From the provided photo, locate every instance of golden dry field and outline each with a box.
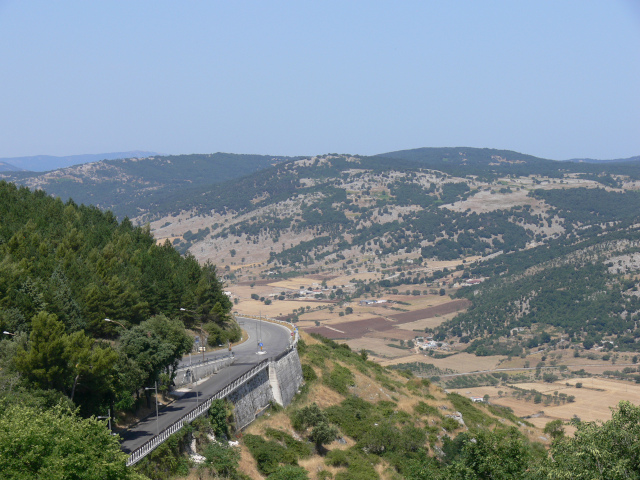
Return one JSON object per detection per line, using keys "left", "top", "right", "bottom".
{"left": 380, "top": 352, "right": 508, "bottom": 372}
{"left": 392, "top": 310, "right": 460, "bottom": 331}
{"left": 344, "top": 337, "right": 413, "bottom": 359}
{"left": 450, "top": 376, "right": 640, "bottom": 430}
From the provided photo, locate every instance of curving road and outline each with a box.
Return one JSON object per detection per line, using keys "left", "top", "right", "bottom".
{"left": 119, "top": 316, "right": 292, "bottom": 454}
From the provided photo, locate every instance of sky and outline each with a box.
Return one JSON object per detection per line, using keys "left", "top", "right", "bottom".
{"left": 1, "top": 1, "right": 639, "bottom": 162}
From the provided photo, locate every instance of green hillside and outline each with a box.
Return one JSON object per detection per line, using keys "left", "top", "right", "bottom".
{"left": 130, "top": 333, "right": 640, "bottom": 480}
{"left": 0, "top": 180, "right": 235, "bottom": 418}
{"left": 0, "top": 152, "right": 294, "bottom": 219}
{"left": 377, "top": 146, "right": 640, "bottom": 181}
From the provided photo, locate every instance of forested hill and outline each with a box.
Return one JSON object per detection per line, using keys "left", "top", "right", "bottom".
{"left": 377, "top": 147, "right": 640, "bottom": 180}
{"left": 3, "top": 147, "right": 639, "bottom": 224}
{"left": 0, "top": 152, "right": 294, "bottom": 219}
{"left": 0, "top": 180, "right": 236, "bottom": 417}
{"left": 0, "top": 180, "right": 233, "bottom": 337}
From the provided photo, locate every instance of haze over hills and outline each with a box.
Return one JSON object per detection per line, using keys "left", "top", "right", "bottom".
{"left": 0, "top": 150, "right": 159, "bottom": 172}
{"left": 6, "top": 144, "right": 635, "bottom": 364}
{"left": 0, "top": 152, "right": 295, "bottom": 218}
{"left": 565, "top": 155, "right": 640, "bottom": 164}
{"left": 4, "top": 146, "right": 640, "bottom": 478}
{"left": 0, "top": 161, "right": 24, "bottom": 172}
{"left": 2, "top": 147, "right": 639, "bottom": 219}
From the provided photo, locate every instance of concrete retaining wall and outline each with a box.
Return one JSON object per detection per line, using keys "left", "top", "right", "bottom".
{"left": 174, "top": 356, "right": 234, "bottom": 387}
{"left": 271, "top": 349, "right": 304, "bottom": 406}
{"left": 228, "top": 369, "right": 273, "bottom": 430}
{"left": 126, "top": 347, "right": 303, "bottom": 467}
{"left": 226, "top": 348, "right": 304, "bottom": 430}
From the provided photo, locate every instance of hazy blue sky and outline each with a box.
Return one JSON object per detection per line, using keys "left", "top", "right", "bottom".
{"left": 1, "top": 1, "right": 639, "bottom": 161}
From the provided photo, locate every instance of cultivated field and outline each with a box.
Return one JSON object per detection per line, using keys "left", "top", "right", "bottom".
{"left": 381, "top": 352, "right": 507, "bottom": 372}
{"left": 229, "top": 263, "right": 476, "bottom": 372}
{"left": 344, "top": 337, "right": 413, "bottom": 359}
{"left": 450, "top": 376, "right": 640, "bottom": 429}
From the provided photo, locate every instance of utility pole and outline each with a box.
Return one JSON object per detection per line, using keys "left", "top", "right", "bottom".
{"left": 144, "top": 382, "right": 159, "bottom": 436}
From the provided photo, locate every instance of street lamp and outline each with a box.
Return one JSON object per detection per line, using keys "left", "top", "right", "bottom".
{"left": 2, "top": 331, "right": 15, "bottom": 336}
{"left": 97, "top": 408, "right": 112, "bottom": 434}
{"left": 104, "top": 318, "right": 126, "bottom": 329}
{"left": 144, "top": 382, "right": 159, "bottom": 436}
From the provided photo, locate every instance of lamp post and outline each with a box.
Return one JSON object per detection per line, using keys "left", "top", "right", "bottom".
{"left": 104, "top": 318, "right": 126, "bottom": 329}
{"left": 144, "top": 382, "right": 159, "bottom": 436}
{"left": 180, "top": 308, "right": 207, "bottom": 362}
{"left": 97, "top": 408, "right": 112, "bottom": 434}
{"left": 2, "top": 331, "right": 15, "bottom": 336}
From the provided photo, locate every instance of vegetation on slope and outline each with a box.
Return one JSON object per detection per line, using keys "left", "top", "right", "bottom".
{"left": 377, "top": 146, "right": 640, "bottom": 182}
{"left": 0, "top": 153, "right": 294, "bottom": 219}
{"left": 0, "top": 180, "right": 235, "bottom": 418}
{"left": 136, "top": 332, "right": 640, "bottom": 479}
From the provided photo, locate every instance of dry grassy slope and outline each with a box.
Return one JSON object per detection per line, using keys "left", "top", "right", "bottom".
{"left": 237, "top": 332, "right": 544, "bottom": 480}
{"left": 148, "top": 169, "right": 609, "bottom": 286}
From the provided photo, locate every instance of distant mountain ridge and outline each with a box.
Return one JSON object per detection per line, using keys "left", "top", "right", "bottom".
{"left": 0, "top": 152, "right": 295, "bottom": 219}
{"left": 565, "top": 155, "right": 640, "bottom": 164}
{"left": 0, "top": 151, "right": 159, "bottom": 172}
{"left": 376, "top": 147, "right": 640, "bottom": 179}
{"left": 1, "top": 147, "right": 639, "bottom": 221}
{"left": 0, "top": 161, "right": 24, "bottom": 172}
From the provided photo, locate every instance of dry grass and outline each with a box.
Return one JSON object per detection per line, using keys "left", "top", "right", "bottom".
{"left": 395, "top": 310, "right": 460, "bottom": 330}
{"left": 450, "top": 376, "right": 640, "bottom": 432}
{"left": 268, "top": 278, "right": 333, "bottom": 290}
{"left": 344, "top": 337, "right": 412, "bottom": 359}
{"left": 235, "top": 299, "right": 319, "bottom": 317}
{"left": 365, "top": 329, "right": 420, "bottom": 341}
{"left": 445, "top": 189, "right": 535, "bottom": 214}
{"left": 379, "top": 352, "right": 507, "bottom": 373}
{"left": 297, "top": 310, "right": 339, "bottom": 321}
{"left": 237, "top": 443, "right": 265, "bottom": 480}
{"left": 243, "top": 410, "right": 294, "bottom": 437}
{"left": 386, "top": 294, "right": 455, "bottom": 308}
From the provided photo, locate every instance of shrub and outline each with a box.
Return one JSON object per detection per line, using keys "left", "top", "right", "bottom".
{"left": 327, "top": 448, "right": 380, "bottom": 480}
{"left": 323, "top": 363, "right": 355, "bottom": 395}
{"left": 301, "top": 364, "right": 317, "bottom": 383}
{"left": 203, "top": 442, "right": 240, "bottom": 477}
{"left": 209, "top": 399, "right": 231, "bottom": 439}
{"left": 310, "top": 421, "right": 339, "bottom": 449}
{"left": 291, "top": 403, "right": 327, "bottom": 431}
{"left": 414, "top": 401, "right": 443, "bottom": 418}
{"left": 243, "top": 434, "right": 300, "bottom": 475}
{"left": 442, "top": 417, "right": 461, "bottom": 432}
{"left": 325, "top": 449, "right": 349, "bottom": 467}
{"left": 266, "top": 465, "right": 309, "bottom": 480}
{"left": 265, "top": 428, "right": 312, "bottom": 458}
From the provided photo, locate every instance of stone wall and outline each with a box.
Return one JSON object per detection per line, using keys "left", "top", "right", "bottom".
{"left": 271, "top": 349, "right": 304, "bottom": 406}
{"left": 226, "top": 348, "right": 304, "bottom": 430}
{"left": 227, "top": 369, "right": 273, "bottom": 430}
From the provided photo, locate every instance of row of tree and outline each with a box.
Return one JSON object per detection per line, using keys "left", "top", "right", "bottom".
{"left": 0, "top": 181, "right": 234, "bottom": 417}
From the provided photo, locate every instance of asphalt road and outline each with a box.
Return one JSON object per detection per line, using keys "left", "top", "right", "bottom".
{"left": 119, "top": 316, "right": 293, "bottom": 454}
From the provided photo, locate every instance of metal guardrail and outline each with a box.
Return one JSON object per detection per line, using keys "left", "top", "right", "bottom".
{"left": 237, "top": 313, "right": 299, "bottom": 345}
{"left": 125, "top": 315, "right": 300, "bottom": 467}
{"left": 175, "top": 354, "right": 232, "bottom": 373}
{"left": 126, "top": 358, "right": 271, "bottom": 467}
